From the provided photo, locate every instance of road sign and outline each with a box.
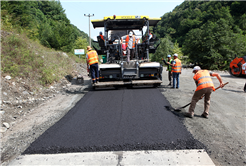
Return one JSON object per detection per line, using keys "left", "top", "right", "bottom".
{"left": 74, "top": 49, "right": 85, "bottom": 55}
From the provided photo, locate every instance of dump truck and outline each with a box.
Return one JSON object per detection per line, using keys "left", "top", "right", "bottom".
{"left": 91, "top": 15, "right": 163, "bottom": 88}
{"left": 229, "top": 55, "right": 246, "bottom": 77}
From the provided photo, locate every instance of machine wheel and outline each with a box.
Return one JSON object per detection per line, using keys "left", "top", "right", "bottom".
{"left": 229, "top": 66, "right": 241, "bottom": 77}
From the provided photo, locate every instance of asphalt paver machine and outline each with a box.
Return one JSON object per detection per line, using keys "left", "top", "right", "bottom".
{"left": 91, "top": 15, "right": 163, "bottom": 88}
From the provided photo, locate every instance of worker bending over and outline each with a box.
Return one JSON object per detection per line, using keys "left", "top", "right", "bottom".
{"left": 184, "top": 66, "right": 224, "bottom": 119}
{"left": 86, "top": 46, "right": 99, "bottom": 85}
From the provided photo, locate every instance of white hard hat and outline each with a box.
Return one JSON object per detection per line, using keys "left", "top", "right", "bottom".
{"left": 193, "top": 66, "right": 201, "bottom": 71}
{"left": 173, "top": 53, "right": 178, "bottom": 57}
{"left": 129, "top": 32, "right": 133, "bottom": 36}
{"left": 167, "top": 55, "right": 171, "bottom": 58}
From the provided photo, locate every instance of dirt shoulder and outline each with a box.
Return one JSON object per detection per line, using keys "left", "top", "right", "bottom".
{"left": 160, "top": 67, "right": 246, "bottom": 166}
{"left": 1, "top": 81, "right": 92, "bottom": 165}
{"left": 0, "top": 63, "right": 91, "bottom": 165}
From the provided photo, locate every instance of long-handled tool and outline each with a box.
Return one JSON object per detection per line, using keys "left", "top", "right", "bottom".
{"left": 165, "top": 82, "right": 229, "bottom": 112}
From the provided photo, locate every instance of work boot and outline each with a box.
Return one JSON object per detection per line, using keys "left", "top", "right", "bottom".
{"left": 201, "top": 113, "right": 208, "bottom": 119}
{"left": 183, "top": 112, "right": 193, "bottom": 118}
{"left": 244, "top": 83, "right": 246, "bottom": 92}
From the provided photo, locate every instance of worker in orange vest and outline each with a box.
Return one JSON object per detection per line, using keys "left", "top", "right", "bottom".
{"left": 99, "top": 32, "right": 104, "bottom": 41}
{"left": 121, "top": 31, "right": 139, "bottom": 62}
{"left": 86, "top": 46, "right": 99, "bottom": 85}
{"left": 184, "top": 66, "right": 225, "bottom": 118}
{"left": 171, "top": 53, "right": 182, "bottom": 89}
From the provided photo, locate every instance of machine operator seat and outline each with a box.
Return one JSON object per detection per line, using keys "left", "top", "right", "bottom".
{"left": 149, "top": 34, "right": 158, "bottom": 45}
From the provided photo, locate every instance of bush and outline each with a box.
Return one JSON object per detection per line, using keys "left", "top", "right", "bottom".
{"left": 1, "top": 29, "right": 83, "bottom": 87}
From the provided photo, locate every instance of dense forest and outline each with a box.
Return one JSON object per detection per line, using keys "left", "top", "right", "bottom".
{"left": 153, "top": 1, "right": 246, "bottom": 70}
{"left": 1, "top": 0, "right": 246, "bottom": 70}
{"left": 1, "top": 0, "right": 91, "bottom": 53}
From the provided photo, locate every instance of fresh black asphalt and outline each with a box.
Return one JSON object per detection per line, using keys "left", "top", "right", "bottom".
{"left": 24, "top": 87, "right": 205, "bottom": 154}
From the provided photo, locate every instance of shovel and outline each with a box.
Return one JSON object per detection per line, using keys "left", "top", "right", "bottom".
{"left": 165, "top": 82, "right": 229, "bottom": 112}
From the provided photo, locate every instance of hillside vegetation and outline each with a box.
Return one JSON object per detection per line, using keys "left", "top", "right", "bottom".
{"left": 2, "top": 0, "right": 246, "bottom": 88}
{"left": 153, "top": 1, "right": 246, "bottom": 70}
{"left": 1, "top": 1, "right": 90, "bottom": 52}
{"left": 1, "top": 1, "right": 90, "bottom": 87}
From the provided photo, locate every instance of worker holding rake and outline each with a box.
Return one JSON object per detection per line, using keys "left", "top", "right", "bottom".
{"left": 184, "top": 66, "right": 225, "bottom": 119}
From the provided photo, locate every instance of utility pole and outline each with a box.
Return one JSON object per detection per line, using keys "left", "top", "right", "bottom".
{"left": 84, "top": 14, "right": 94, "bottom": 47}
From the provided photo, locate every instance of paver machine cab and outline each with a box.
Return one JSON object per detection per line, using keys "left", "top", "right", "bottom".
{"left": 91, "top": 15, "right": 163, "bottom": 88}
{"left": 229, "top": 55, "right": 246, "bottom": 77}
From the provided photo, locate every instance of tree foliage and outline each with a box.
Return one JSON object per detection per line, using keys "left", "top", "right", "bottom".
{"left": 154, "top": 1, "right": 246, "bottom": 70}
{"left": 1, "top": 0, "right": 90, "bottom": 53}
{"left": 152, "top": 37, "right": 173, "bottom": 63}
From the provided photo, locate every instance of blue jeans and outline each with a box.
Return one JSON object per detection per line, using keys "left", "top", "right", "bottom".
{"left": 172, "top": 72, "right": 180, "bottom": 88}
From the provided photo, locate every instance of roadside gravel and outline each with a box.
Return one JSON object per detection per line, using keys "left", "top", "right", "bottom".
{"left": 0, "top": 63, "right": 90, "bottom": 165}
{"left": 160, "top": 67, "right": 246, "bottom": 166}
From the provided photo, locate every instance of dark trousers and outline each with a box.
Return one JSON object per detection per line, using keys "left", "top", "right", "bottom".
{"left": 90, "top": 63, "right": 99, "bottom": 83}
{"left": 168, "top": 70, "right": 172, "bottom": 84}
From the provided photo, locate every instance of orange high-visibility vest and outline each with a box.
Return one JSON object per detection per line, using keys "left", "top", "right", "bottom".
{"left": 100, "top": 34, "right": 104, "bottom": 41}
{"left": 194, "top": 70, "right": 215, "bottom": 91}
{"left": 172, "top": 58, "right": 182, "bottom": 73}
{"left": 87, "top": 50, "right": 98, "bottom": 65}
{"left": 125, "top": 35, "right": 136, "bottom": 48}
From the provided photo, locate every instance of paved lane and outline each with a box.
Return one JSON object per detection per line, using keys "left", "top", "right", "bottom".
{"left": 23, "top": 88, "right": 205, "bottom": 154}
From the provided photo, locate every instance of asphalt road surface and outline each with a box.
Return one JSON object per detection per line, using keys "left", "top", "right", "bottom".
{"left": 23, "top": 87, "right": 205, "bottom": 154}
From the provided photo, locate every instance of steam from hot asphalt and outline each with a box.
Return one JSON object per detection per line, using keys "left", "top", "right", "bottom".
{"left": 24, "top": 88, "right": 205, "bottom": 154}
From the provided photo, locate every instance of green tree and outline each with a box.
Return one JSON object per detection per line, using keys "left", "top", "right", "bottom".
{"left": 172, "top": 41, "right": 183, "bottom": 58}
{"left": 152, "top": 37, "right": 174, "bottom": 63}
{"left": 73, "top": 37, "right": 89, "bottom": 58}
{"left": 239, "top": 14, "right": 246, "bottom": 34}
{"left": 183, "top": 18, "right": 246, "bottom": 70}
{"left": 156, "top": 1, "right": 245, "bottom": 46}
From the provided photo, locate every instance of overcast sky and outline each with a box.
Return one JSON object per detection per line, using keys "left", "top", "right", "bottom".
{"left": 60, "top": 0, "right": 184, "bottom": 40}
